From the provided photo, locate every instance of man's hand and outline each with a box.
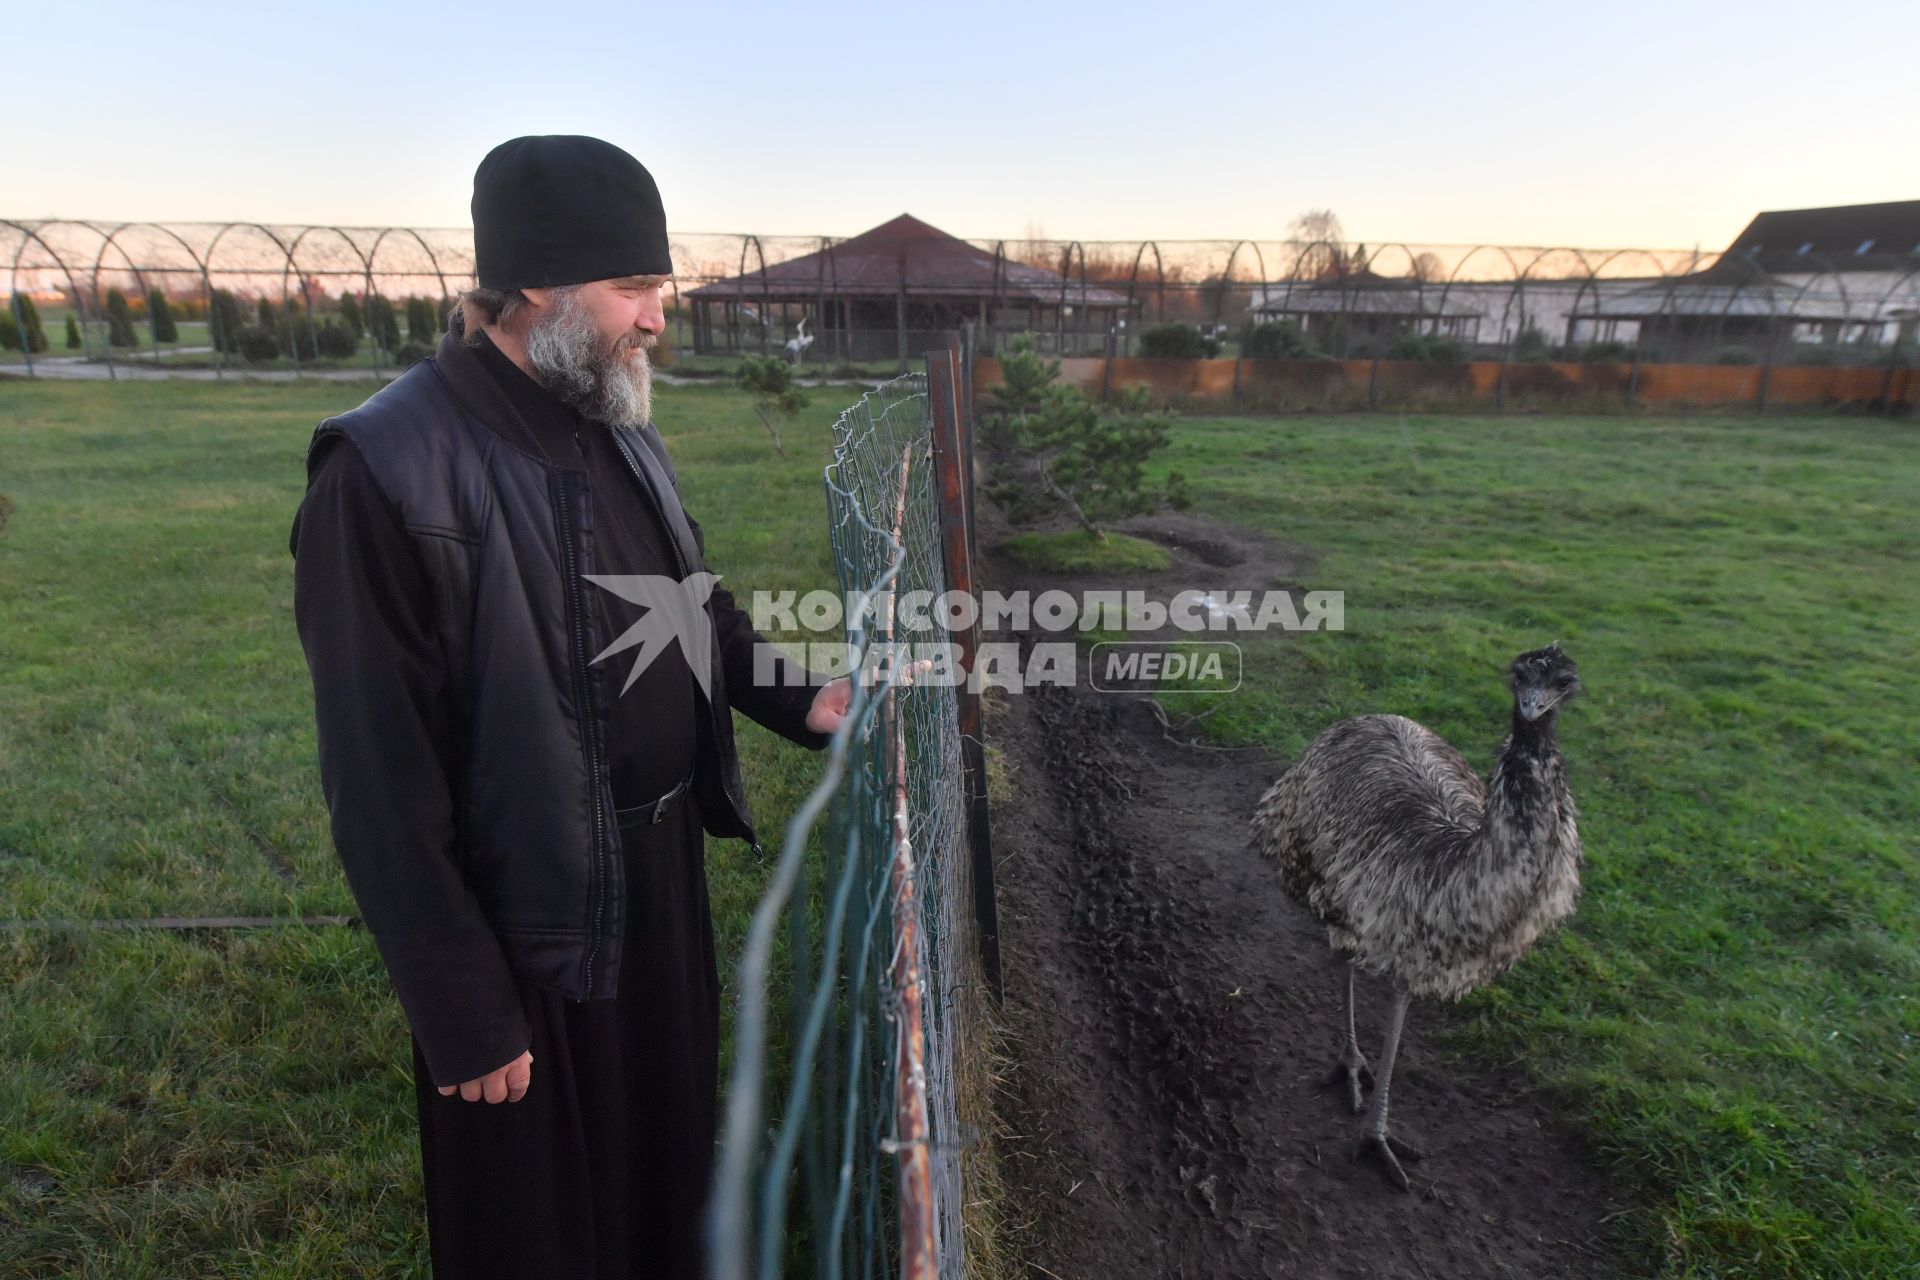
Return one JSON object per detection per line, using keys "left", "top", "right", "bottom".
{"left": 804, "top": 660, "right": 934, "bottom": 736}
{"left": 438, "top": 1049, "right": 533, "bottom": 1103}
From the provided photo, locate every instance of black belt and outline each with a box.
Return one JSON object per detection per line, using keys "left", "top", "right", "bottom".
{"left": 613, "top": 771, "right": 695, "bottom": 826}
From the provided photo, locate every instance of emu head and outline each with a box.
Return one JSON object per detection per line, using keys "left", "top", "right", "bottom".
{"left": 1509, "top": 641, "right": 1581, "bottom": 722}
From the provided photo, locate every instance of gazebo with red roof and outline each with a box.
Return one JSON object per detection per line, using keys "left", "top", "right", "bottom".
{"left": 683, "top": 213, "right": 1132, "bottom": 363}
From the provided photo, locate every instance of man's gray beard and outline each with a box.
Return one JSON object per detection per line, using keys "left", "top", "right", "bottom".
{"left": 523, "top": 286, "right": 655, "bottom": 427}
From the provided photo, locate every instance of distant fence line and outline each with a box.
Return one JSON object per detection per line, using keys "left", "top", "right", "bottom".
{"left": 5, "top": 220, "right": 1916, "bottom": 384}
{"left": 985, "top": 354, "right": 1918, "bottom": 416}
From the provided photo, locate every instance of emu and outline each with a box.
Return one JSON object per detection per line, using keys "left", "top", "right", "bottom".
{"left": 1251, "top": 643, "right": 1584, "bottom": 1190}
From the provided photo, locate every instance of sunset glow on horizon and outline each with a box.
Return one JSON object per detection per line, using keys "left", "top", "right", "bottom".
{"left": 5, "top": 1, "right": 1914, "bottom": 254}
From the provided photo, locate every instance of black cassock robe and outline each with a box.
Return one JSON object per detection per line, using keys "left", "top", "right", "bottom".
{"left": 295, "top": 331, "right": 737, "bottom": 1279}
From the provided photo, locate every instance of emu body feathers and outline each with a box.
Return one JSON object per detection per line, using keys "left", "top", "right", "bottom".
{"left": 1254, "top": 711, "right": 1582, "bottom": 1001}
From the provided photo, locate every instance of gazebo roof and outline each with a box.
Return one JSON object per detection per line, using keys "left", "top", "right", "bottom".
{"left": 685, "top": 214, "right": 1130, "bottom": 307}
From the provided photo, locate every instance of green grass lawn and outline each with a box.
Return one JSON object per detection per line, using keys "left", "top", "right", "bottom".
{"left": 998, "top": 528, "right": 1171, "bottom": 573}
{"left": 0, "top": 378, "right": 848, "bottom": 1277}
{"left": 4, "top": 383, "right": 1916, "bottom": 1277}
{"left": 1144, "top": 410, "right": 1919, "bottom": 1277}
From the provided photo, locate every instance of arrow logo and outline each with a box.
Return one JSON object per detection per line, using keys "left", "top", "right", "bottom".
{"left": 582, "top": 572, "right": 723, "bottom": 698}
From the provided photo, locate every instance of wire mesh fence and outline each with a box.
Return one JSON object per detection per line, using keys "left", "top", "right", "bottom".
{"left": 710, "top": 344, "right": 990, "bottom": 1280}
{"left": 5, "top": 220, "right": 1915, "bottom": 390}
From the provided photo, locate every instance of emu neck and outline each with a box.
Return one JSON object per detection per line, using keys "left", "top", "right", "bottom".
{"left": 1477, "top": 708, "right": 1570, "bottom": 875}
{"left": 1509, "top": 705, "right": 1558, "bottom": 750}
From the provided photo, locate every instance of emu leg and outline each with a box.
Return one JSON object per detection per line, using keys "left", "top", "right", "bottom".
{"left": 1357, "top": 985, "right": 1425, "bottom": 1191}
{"left": 1322, "top": 960, "right": 1373, "bottom": 1114}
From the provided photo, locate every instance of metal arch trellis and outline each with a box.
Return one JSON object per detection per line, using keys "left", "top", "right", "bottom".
{"left": 204, "top": 222, "right": 302, "bottom": 372}
{"left": 1125, "top": 239, "right": 1168, "bottom": 337}
{"left": 1563, "top": 246, "right": 1639, "bottom": 352}
{"left": 125, "top": 221, "right": 220, "bottom": 377}
{"left": 2, "top": 221, "right": 1913, "bottom": 416}
{"left": 287, "top": 225, "right": 372, "bottom": 365}
{"left": 1873, "top": 262, "right": 1920, "bottom": 407}
{"left": 365, "top": 224, "right": 454, "bottom": 304}
{"left": 1107, "top": 240, "right": 1167, "bottom": 396}
{"left": 1216, "top": 239, "right": 1267, "bottom": 398}
{"left": 812, "top": 235, "right": 841, "bottom": 369}
{"left": 1355, "top": 241, "right": 1426, "bottom": 406}
{"left": 6, "top": 219, "right": 99, "bottom": 375}
{"left": 734, "top": 234, "right": 772, "bottom": 357}
{"left": 1054, "top": 240, "right": 1086, "bottom": 355}
{"left": 987, "top": 241, "right": 1007, "bottom": 353}
{"left": 85, "top": 221, "right": 152, "bottom": 379}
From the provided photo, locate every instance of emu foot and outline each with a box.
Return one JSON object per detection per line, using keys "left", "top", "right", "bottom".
{"left": 1356, "top": 1132, "right": 1425, "bottom": 1192}
{"left": 1322, "top": 1057, "right": 1374, "bottom": 1115}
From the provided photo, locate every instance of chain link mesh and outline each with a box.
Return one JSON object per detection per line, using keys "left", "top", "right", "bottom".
{"left": 709, "top": 370, "right": 982, "bottom": 1280}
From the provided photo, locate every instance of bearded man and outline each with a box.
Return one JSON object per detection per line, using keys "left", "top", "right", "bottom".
{"left": 289, "top": 135, "right": 855, "bottom": 1279}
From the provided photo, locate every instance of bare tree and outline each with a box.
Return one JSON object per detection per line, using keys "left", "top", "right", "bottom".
{"left": 1010, "top": 218, "right": 1051, "bottom": 271}
{"left": 1286, "top": 209, "right": 1346, "bottom": 280}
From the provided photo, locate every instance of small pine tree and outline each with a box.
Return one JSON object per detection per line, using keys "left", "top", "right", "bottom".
{"left": 366, "top": 295, "right": 401, "bottom": 352}
{"left": 735, "top": 356, "right": 809, "bottom": 456}
{"left": 338, "top": 291, "right": 364, "bottom": 340}
{"left": 257, "top": 296, "right": 276, "bottom": 328}
{"left": 147, "top": 289, "right": 178, "bottom": 343}
{"left": 65, "top": 314, "right": 81, "bottom": 349}
{"left": 0, "top": 307, "right": 18, "bottom": 351}
{"left": 314, "top": 320, "right": 359, "bottom": 359}
{"left": 406, "top": 296, "right": 439, "bottom": 345}
{"left": 14, "top": 295, "right": 49, "bottom": 353}
{"left": 236, "top": 325, "right": 281, "bottom": 364}
{"left": 209, "top": 290, "right": 245, "bottom": 354}
{"left": 1242, "top": 319, "right": 1320, "bottom": 361}
{"left": 1511, "top": 324, "right": 1551, "bottom": 363}
{"left": 982, "top": 335, "right": 1182, "bottom": 536}
{"left": 278, "top": 301, "right": 316, "bottom": 362}
{"left": 105, "top": 289, "right": 139, "bottom": 348}
{"left": 1138, "top": 322, "right": 1220, "bottom": 359}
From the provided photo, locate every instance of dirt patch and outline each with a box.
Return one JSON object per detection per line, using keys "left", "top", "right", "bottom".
{"left": 978, "top": 507, "right": 1635, "bottom": 1279}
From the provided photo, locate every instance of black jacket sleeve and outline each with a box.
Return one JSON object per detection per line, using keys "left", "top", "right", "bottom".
{"left": 682, "top": 505, "right": 832, "bottom": 753}
{"left": 289, "top": 437, "right": 532, "bottom": 1089}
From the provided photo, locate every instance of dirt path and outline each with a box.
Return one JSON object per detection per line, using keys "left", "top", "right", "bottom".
{"left": 979, "top": 510, "right": 1633, "bottom": 1279}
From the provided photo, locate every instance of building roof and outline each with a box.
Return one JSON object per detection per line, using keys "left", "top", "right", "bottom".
{"left": 1252, "top": 273, "right": 1486, "bottom": 318}
{"left": 1576, "top": 277, "right": 1853, "bottom": 320}
{"left": 1720, "top": 200, "right": 1920, "bottom": 274}
{"left": 685, "top": 214, "right": 1131, "bottom": 307}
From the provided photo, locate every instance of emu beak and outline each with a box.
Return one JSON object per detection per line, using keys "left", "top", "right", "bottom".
{"left": 1518, "top": 686, "right": 1555, "bottom": 721}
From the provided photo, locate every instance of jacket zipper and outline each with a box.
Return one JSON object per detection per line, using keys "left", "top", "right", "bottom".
{"left": 610, "top": 429, "right": 764, "bottom": 860}
{"left": 551, "top": 469, "right": 612, "bottom": 996}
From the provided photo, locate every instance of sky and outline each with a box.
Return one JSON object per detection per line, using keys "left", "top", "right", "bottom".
{"left": 5, "top": 0, "right": 1916, "bottom": 252}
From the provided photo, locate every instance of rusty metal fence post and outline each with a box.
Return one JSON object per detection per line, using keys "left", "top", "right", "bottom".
{"left": 927, "top": 334, "right": 1003, "bottom": 1003}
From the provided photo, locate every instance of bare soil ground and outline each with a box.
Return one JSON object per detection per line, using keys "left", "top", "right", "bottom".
{"left": 978, "top": 505, "right": 1636, "bottom": 1279}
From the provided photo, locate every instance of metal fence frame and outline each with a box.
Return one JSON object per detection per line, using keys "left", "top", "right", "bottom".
{"left": 709, "top": 335, "right": 994, "bottom": 1280}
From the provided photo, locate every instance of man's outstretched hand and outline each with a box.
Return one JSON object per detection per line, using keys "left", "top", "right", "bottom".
{"left": 439, "top": 1048, "right": 533, "bottom": 1103}
{"left": 804, "top": 660, "right": 935, "bottom": 736}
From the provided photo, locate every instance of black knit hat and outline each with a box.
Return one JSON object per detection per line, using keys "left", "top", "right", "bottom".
{"left": 471, "top": 135, "right": 673, "bottom": 290}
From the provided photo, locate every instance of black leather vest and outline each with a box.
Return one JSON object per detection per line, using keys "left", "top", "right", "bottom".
{"left": 303, "top": 328, "right": 763, "bottom": 1002}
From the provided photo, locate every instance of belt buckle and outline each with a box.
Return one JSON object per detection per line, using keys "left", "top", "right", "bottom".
{"left": 651, "top": 774, "right": 688, "bottom": 824}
